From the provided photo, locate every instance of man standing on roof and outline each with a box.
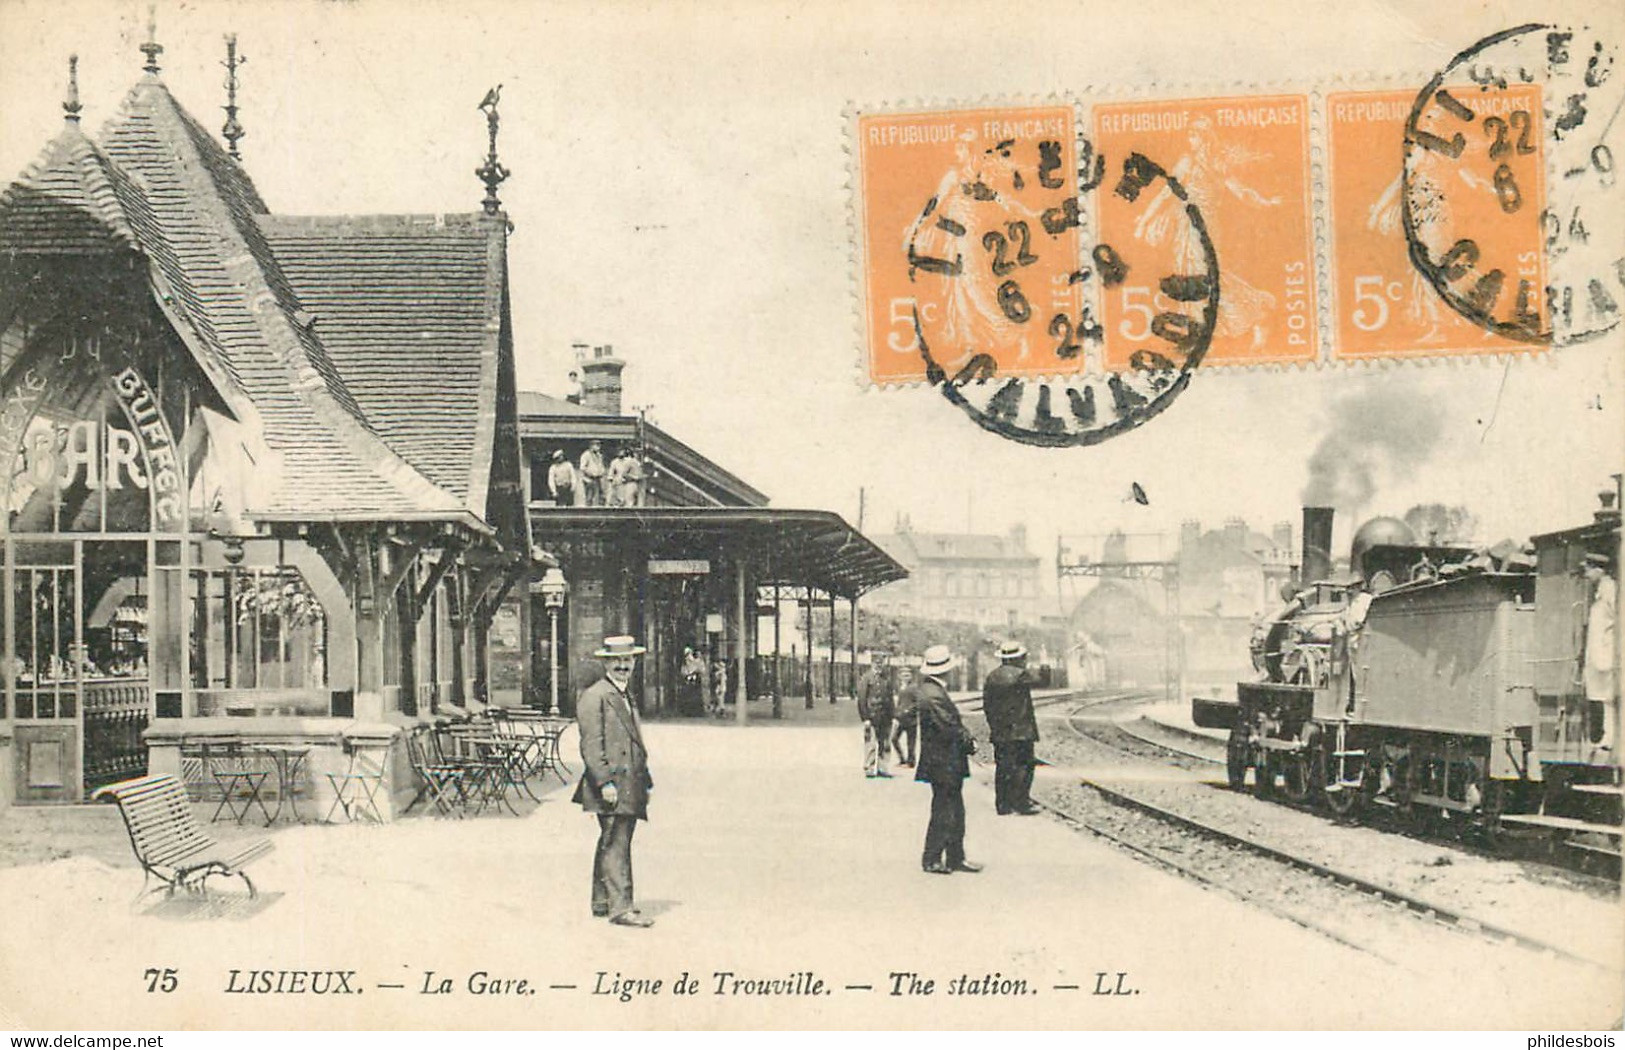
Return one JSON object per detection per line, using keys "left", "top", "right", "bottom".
{"left": 547, "top": 450, "right": 578, "bottom": 507}
{"left": 982, "top": 641, "right": 1041, "bottom": 815}
{"left": 572, "top": 635, "right": 656, "bottom": 927}
{"left": 915, "top": 645, "right": 982, "bottom": 875}
{"left": 605, "top": 447, "right": 629, "bottom": 507}
{"left": 578, "top": 440, "right": 607, "bottom": 507}
{"left": 621, "top": 447, "right": 647, "bottom": 507}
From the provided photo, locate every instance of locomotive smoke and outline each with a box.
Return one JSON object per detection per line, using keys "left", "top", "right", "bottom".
{"left": 1301, "top": 384, "right": 1444, "bottom": 516}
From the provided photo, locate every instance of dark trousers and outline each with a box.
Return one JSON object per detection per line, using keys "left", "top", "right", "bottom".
{"left": 922, "top": 779, "right": 966, "bottom": 869}
{"left": 871, "top": 716, "right": 893, "bottom": 758}
{"left": 891, "top": 721, "right": 917, "bottom": 764}
{"left": 592, "top": 815, "right": 637, "bottom": 917}
{"left": 993, "top": 740, "right": 1036, "bottom": 813}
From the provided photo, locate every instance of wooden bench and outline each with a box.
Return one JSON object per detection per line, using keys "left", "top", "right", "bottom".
{"left": 93, "top": 775, "right": 275, "bottom": 900}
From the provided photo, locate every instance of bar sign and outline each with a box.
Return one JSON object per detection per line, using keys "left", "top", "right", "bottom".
{"left": 648, "top": 559, "right": 710, "bottom": 575}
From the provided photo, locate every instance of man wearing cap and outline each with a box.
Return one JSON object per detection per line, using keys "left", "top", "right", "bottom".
{"left": 891, "top": 666, "right": 919, "bottom": 767}
{"left": 914, "top": 645, "right": 982, "bottom": 875}
{"left": 983, "top": 641, "right": 1042, "bottom": 815}
{"left": 1583, "top": 553, "right": 1617, "bottom": 750}
{"left": 571, "top": 636, "right": 656, "bottom": 927}
{"left": 547, "top": 449, "right": 578, "bottom": 507}
{"left": 856, "top": 652, "right": 895, "bottom": 778}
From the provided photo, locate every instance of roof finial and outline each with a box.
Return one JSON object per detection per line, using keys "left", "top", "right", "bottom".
{"left": 140, "top": 5, "right": 163, "bottom": 76}
{"left": 221, "top": 33, "right": 246, "bottom": 159}
{"left": 476, "top": 84, "right": 509, "bottom": 215}
{"left": 63, "top": 54, "right": 83, "bottom": 123}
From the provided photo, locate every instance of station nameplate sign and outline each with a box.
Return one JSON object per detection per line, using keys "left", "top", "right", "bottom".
{"left": 648, "top": 559, "right": 710, "bottom": 575}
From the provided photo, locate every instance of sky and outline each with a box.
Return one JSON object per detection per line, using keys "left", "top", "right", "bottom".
{"left": 2, "top": 0, "right": 1620, "bottom": 609}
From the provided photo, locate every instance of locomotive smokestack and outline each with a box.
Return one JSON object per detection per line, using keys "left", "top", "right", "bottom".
{"left": 1302, "top": 506, "right": 1334, "bottom": 585}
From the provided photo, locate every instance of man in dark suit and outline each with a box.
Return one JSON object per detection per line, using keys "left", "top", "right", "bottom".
{"left": 571, "top": 635, "right": 655, "bottom": 927}
{"left": 914, "top": 645, "right": 982, "bottom": 875}
{"left": 890, "top": 666, "right": 919, "bottom": 767}
{"left": 982, "top": 641, "right": 1041, "bottom": 815}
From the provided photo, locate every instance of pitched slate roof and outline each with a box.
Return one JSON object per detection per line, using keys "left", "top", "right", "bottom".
{"left": 1, "top": 72, "right": 511, "bottom": 525}
{"left": 0, "top": 122, "right": 140, "bottom": 256}
{"left": 260, "top": 213, "right": 504, "bottom": 512}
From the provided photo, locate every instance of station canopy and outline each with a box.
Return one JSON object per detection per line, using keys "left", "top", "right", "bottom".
{"left": 534, "top": 508, "right": 908, "bottom": 599}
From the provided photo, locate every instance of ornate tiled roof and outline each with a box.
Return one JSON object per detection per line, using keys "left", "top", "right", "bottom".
{"left": 1, "top": 72, "right": 513, "bottom": 524}
{"left": 260, "top": 213, "right": 505, "bottom": 513}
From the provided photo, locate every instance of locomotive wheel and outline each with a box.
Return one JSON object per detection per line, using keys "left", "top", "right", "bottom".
{"left": 1254, "top": 750, "right": 1275, "bottom": 797}
{"left": 1225, "top": 731, "right": 1248, "bottom": 792}
{"left": 1281, "top": 751, "right": 1312, "bottom": 803}
{"left": 1317, "top": 743, "right": 1363, "bottom": 819}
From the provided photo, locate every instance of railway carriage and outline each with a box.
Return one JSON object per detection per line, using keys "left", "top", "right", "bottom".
{"left": 1201, "top": 492, "right": 1621, "bottom": 859}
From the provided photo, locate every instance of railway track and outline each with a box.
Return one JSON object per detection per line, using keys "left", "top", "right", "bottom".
{"left": 1023, "top": 697, "right": 1620, "bottom": 972}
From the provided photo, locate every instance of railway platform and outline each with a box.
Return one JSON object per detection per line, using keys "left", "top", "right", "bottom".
{"left": 0, "top": 718, "right": 1618, "bottom": 1030}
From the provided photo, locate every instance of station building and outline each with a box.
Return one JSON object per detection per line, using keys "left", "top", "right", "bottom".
{"left": 518, "top": 348, "right": 907, "bottom": 718}
{"left": 1, "top": 40, "right": 905, "bottom": 810}
{"left": 1, "top": 45, "right": 529, "bottom": 809}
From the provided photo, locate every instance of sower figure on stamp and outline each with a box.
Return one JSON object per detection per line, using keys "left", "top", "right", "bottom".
{"left": 571, "top": 635, "right": 656, "bottom": 927}
{"left": 914, "top": 645, "right": 981, "bottom": 875}
{"left": 856, "top": 652, "right": 895, "bottom": 778}
{"left": 982, "top": 641, "right": 1041, "bottom": 815}
{"left": 891, "top": 665, "right": 918, "bottom": 767}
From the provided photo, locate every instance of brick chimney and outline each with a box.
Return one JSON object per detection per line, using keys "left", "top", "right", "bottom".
{"left": 581, "top": 344, "right": 625, "bottom": 416}
{"left": 1007, "top": 523, "right": 1028, "bottom": 552}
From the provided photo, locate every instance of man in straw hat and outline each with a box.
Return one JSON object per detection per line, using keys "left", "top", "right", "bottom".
{"left": 571, "top": 635, "right": 656, "bottom": 927}
{"left": 913, "top": 645, "right": 982, "bottom": 875}
{"left": 983, "top": 641, "right": 1042, "bottom": 815}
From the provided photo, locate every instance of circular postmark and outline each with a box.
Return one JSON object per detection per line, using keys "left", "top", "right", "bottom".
{"left": 1403, "top": 23, "right": 1623, "bottom": 345}
{"left": 902, "top": 129, "right": 1220, "bottom": 448}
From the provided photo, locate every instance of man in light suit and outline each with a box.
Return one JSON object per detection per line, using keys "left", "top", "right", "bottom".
{"left": 571, "top": 635, "right": 655, "bottom": 927}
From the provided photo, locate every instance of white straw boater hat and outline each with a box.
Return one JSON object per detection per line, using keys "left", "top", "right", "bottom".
{"left": 920, "top": 645, "right": 958, "bottom": 677}
{"left": 997, "top": 641, "right": 1027, "bottom": 661}
{"left": 595, "top": 635, "right": 646, "bottom": 657}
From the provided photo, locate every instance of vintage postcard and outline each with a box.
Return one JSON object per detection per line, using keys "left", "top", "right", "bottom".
{"left": 1, "top": 0, "right": 1622, "bottom": 1034}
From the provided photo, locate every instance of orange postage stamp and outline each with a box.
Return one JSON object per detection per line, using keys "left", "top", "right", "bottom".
{"left": 855, "top": 106, "right": 1084, "bottom": 386}
{"left": 1328, "top": 85, "right": 1546, "bottom": 358}
{"left": 1093, "top": 94, "right": 1316, "bottom": 368}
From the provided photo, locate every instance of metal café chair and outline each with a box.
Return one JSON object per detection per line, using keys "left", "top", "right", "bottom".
{"left": 403, "top": 725, "right": 468, "bottom": 818}
{"left": 325, "top": 736, "right": 389, "bottom": 823}
{"left": 440, "top": 723, "right": 519, "bottom": 816}
{"left": 202, "top": 737, "right": 272, "bottom": 825}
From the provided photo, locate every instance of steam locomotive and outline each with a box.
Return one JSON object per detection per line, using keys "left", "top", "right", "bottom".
{"left": 1194, "top": 489, "right": 1622, "bottom": 859}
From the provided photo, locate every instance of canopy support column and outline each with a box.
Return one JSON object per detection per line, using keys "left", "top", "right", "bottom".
{"left": 849, "top": 596, "right": 858, "bottom": 705}
{"left": 828, "top": 594, "right": 837, "bottom": 704}
{"left": 736, "top": 557, "right": 748, "bottom": 726}
{"left": 772, "top": 580, "right": 782, "bottom": 720}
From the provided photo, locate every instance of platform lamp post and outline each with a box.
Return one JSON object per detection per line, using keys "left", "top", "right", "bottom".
{"left": 540, "top": 567, "right": 568, "bottom": 715}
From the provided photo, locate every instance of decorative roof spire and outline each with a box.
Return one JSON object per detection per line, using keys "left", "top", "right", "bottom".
{"left": 221, "top": 33, "right": 246, "bottom": 159}
{"left": 63, "top": 54, "right": 82, "bottom": 123}
{"left": 475, "top": 84, "right": 509, "bottom": 215}
{"left": 140, "top": 5, "right": 163, "bottom": 76}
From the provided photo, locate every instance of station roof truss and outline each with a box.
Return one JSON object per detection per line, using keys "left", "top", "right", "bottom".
{"left": 533, "top": 508, "right": 908, "bottom": 600}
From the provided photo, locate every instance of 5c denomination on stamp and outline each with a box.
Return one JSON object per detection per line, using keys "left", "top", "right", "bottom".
{"left": 854, "top": 104, "right": 1219, "bottom": 447}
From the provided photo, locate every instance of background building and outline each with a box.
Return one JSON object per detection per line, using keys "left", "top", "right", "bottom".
{"left": 865, "top": 518, "right": 1044, "bottom": 628}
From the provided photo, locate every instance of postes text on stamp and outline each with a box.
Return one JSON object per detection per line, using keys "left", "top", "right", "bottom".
{"left": 1093, "top": 95, "right": 1316, "bottom": 367}
{"left": 1328, "top": 88, "right": 1545, "bottom": 358}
